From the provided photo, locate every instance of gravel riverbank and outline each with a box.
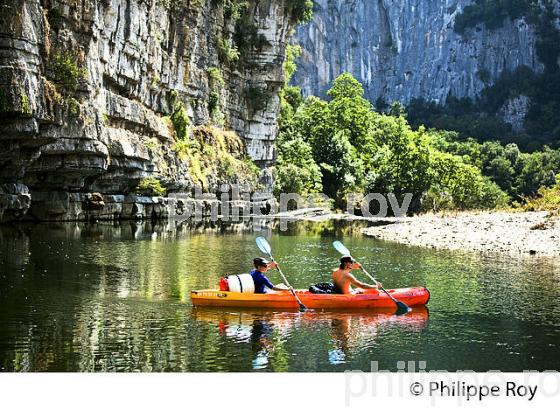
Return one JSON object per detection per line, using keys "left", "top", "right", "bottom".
{"left": 362, "top": 211, "right": 560, "bottom": 257}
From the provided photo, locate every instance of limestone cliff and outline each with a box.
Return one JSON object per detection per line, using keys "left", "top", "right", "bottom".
{"left": 294, "top": 0, "right": 549, "bottom": 104}
{"left": 0, "top": 0, "right": 296, "bottom": 222}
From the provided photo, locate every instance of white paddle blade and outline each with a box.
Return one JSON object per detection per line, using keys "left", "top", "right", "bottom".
{"left": 332, "top": 240, "right": 351, "bottom": 256}
{"left": 256, "top": 236, "right": 272, "bottom": 256}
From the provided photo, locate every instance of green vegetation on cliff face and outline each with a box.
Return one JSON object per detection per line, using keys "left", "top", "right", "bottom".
{"left": 287, "top": 0, "right": 314, "bottom": 23}
{"left": 418, "top": 0, "right": 560, "bottom": 150}
{"left": 136, "top": 177, "right": 167, "bottom": 196}
{"left": 276, "top": 69, "right": 560, "bottom": 212}
{"left": 170, "top": 123, "right": 261, "bottom": 191}
{"left": 454, "top": 0, "right": 538, "bottom": 35}
{"left": 48, "top": 51, "right": 88, "bottom": 93}
{"left": 0, "top": 0, "right": 303, "bottom": 223}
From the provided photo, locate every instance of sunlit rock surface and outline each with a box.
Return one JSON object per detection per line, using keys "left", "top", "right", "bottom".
{"left": 294, "top": 0, "right": 548, "bottom": 104}
{"left": 0, "top": 0, "right": 293, "bottom": 222}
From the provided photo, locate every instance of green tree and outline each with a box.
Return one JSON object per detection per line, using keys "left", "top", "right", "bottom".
{"left": 327, "top": 72, "right": 365, "bottom": 100}
{"left": 515, "top": 150, "right": 559, "bottom": 196}
{"left": 486, "top": 156, "right": 515, "bottom": 192}
{"left": 427, "top": 151, "right": 509, "bottom": 210}
{"left": 367, "top": 115, "right": 433, "bottom": 203}
{"left": 328, "top": 86, "right": 375, "bottom": 148}
{"left": 273, "top": 136, "right": 322, "bottom": 196}
{"left": 318, "top": 130, "right": 364, "bottom": 203}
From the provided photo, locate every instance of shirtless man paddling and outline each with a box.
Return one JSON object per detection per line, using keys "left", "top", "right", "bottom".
{"left": 332, "top": 256, "right": 380, "bottom": 294}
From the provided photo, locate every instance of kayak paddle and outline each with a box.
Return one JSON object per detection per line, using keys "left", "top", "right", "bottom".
{"left": 256, "top": 236, "right": 307, "bottom": 311}
{"left": 332, "top": 240, "right": 411, "bottom": 315}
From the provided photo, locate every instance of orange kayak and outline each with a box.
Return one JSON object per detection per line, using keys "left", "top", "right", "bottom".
{"left": 191, "top": 286, "right": 430, "bottom": 310}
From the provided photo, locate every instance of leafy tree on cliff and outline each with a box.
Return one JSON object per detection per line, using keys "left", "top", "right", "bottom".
{"left": 287, "top": 0, "right": 314, "bottom": 23}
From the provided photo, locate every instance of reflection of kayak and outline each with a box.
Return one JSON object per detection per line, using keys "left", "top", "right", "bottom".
{"left": 192, "top": 307, "right": 429, "bottom": 368}
{"left": 191, "top": 286, "right": 430, "bottom": 310}
{"left": 191, "top": 306, "right": 429, "bottom": 342}
{"left": 192, "top": 306, "right": 429, "bottom": 326}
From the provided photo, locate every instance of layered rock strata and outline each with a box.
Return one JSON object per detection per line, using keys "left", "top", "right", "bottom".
{"left": 0, "top": 0, "right": 295, "bottom": 222}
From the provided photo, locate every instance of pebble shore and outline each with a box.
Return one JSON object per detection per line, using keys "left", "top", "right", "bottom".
{"left": 362, "top": 211, "right": 560, "bottom": 257}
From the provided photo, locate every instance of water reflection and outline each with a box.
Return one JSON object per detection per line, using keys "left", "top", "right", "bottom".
{"left": 191, "top": 307, "right": 429, "bottom": 370}
{"left": 1, "top": 219, "right": 559, "bottom": 372}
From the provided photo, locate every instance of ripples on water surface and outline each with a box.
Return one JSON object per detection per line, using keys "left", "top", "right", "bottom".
{"left": 0, "top": 220, "right": 559, "bottom": 372}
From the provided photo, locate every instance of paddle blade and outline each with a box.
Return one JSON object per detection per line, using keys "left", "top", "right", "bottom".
{"left": 332, "top": 240, "right": 351, "bottom": 256}
{"left": 395, "top": 301, "right": 411, "bottom": 316}
{"left": 256, "top": 236, "right": 272, "bottom": 257}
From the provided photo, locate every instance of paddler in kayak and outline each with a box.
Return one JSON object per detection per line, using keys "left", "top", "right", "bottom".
{"left": 251, "top": 257, "right": 291, "bottom": 294}
{"left": 332, "top": 256, "right": 380, "bottom": 294}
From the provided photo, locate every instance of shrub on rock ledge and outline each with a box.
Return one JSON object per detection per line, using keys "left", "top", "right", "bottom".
{"left": 136, "top": 177, "right": 167, "bottom": 196}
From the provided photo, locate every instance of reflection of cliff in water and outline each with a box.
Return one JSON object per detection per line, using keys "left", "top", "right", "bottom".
{"left": 1, "top": 218, "right": 375, "bottom": 252}
{"left": 3, "top": 215, "right": 560, "bottom": 372}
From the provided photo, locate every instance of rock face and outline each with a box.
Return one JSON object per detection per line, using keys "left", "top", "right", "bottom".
{"left": 0, "top": 0, "right": 295, "bottom": 222}
{"left": 294, "top": 0, "right": 547, "bottom": 105}
{"left": 499, "top": 94, "right": 531, "bottom": 133}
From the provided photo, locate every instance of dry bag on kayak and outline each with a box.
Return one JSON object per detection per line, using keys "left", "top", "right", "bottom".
{"left": 219, "top": 277, "right": 229, "bottom": 291}
{"left": 227, "top": 274, "right": 255, "bottom": 293}
{"left": 309, "top": 282, "right": 341, "bottom": 294}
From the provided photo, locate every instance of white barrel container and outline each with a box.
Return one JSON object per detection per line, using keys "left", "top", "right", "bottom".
{"left": 227, "top": 274, "right": 255, "bottom": 293}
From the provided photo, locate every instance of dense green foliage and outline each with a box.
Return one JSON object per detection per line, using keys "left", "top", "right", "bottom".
{"left": 276, "top": 70, "right": 560, "bottom": 212}
{"left": 217, "top": 36, "right": 240, "bottom": 63}
{"left": 48, "top": 51, "right": 88, "bottom": 93}
{"left": 274, "top": 135, "right": 323, "bottom": 196}
{"left": 430, "top": 132, "right": 560, "bottom": 199}
{"left": 454, "top": 0, "right": 538, "bottom": 35}
{"left": 275, "top": 44, "right": 321, "bottom": 196}
{"left": 523, "top": 175, "right": 560, "bottom": 211}
{"left": 168, "top": 94, "right": 190, "bottom": 141}
{"left": 276, "top": 73, "right": 521, "bottom": 211}
{"left": 278, "top": 0, "right": 559, "bottom": 212}
{"left": 287, "top": 0, "right": 314, "bottom": 24}
{"left": 407, "top": 63, "right": 560, "bottom": 151}
{"left": 223, "top": 0, "right": 248, "bottom": 21}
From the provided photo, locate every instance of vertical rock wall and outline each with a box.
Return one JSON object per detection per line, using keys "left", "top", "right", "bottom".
{"left": 0, "top": 0, "right": 295, "bottom": 222}
{"left": 294, "top": 0, "right": 546, "bottom": 104}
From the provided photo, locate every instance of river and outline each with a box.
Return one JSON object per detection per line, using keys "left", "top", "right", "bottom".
{"left": 0, "top": 219, "right": 559, "bottom": 372}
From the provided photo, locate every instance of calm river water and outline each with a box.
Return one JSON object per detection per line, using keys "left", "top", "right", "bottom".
{"left": 0, "top": 219, "right": 559, "bottom": 372}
